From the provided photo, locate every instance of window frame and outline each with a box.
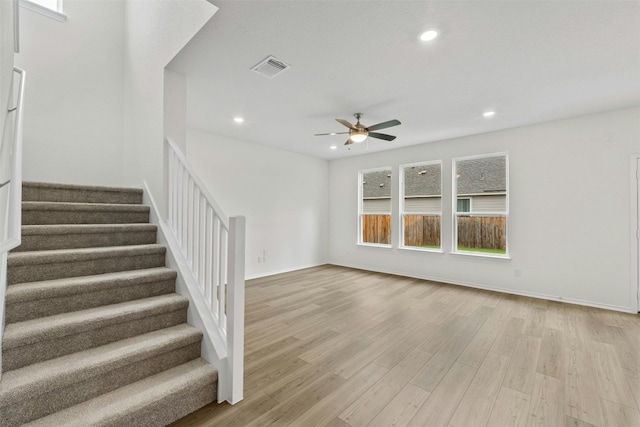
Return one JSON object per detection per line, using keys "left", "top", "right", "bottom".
{"left": 399, "top": 160, "right": 443, "bottom": 253}
{"left": 358, "top": 166, "right": 393, "bottom": 248}
{"left": 20, "top": 0, "right": 66, "bottom": 22}
{"left": 452, "top": 152, "right": 510, "bottom": 259}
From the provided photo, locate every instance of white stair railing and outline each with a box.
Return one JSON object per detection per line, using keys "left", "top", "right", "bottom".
{"left": 1, "top": 67, "right": 26, "bottom": 378}
{"left": 164, "top": 137, "right": 245, "bottom": 404}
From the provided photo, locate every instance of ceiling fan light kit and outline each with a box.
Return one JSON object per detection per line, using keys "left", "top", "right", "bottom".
{"left": 350, "top": 131, "right": 368, "bottom": 143}
{"left": 315, "top": 113, "right": 401, "bottom": 148}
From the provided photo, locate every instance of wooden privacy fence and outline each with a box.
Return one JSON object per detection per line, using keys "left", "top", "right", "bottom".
{"left": 457, "top": 215, "right": 506, "bottom": 250}
{"left": 363, "top": 214, "right": 506, "bottom": 250}
{"left": 362, "top": 215, "right": 391, "bottom": 244}
{"left": 404, "top": 215, "right": 441, "bottom": 247}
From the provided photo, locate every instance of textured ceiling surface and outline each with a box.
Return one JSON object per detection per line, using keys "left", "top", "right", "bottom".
{"left": 169, "top": 1, "right": 640, "bottom": 159}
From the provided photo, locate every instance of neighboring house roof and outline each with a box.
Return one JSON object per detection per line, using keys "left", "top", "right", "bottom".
{"left": 363, "top": 156, "right": 505, "bottom": 199}
{"left": 456, "top": 156, "right": 506, "bottom": 194}
{"left": 404, "top": 163, "right": 441, "bottom": 197}
{"left": 362, "top": 170, "right": 392, "bottom": 198}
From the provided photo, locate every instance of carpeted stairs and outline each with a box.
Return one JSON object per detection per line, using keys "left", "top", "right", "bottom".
{"left": 0, "top": 182, "right": 217, "bottom": 426}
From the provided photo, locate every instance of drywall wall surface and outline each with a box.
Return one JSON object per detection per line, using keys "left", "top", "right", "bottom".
{"left": 187, "top": 129, "right": 329, "bottom": 279}
{"left": 0, "top": 0, "right": 13, "bottom": 144}
{"left": 123, "top": 0, "right": 216, "bottom": 208}
{"left": 15, "top": 0, "right": 126, "bottom": 186}
{"left": 329, "top": 107, "right": 640, "bottom": 311}
{"left": 164, "top": 68, "right": 187, "bottom": 154}
{"left": 0, "top": 0, "right": 15, "bottom": 245}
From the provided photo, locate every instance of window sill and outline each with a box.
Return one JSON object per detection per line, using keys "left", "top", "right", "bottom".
{"left": 399, "top": 246, "right": 443, "bottom": 254}
{"left": 357, "top": 243, "right": 392, "bottom": 249}
{"left": 450, "top": 251, "right": 511, "bottom": 260}
{"left": 20, "top": 0, "right": 67, "bottom": 22}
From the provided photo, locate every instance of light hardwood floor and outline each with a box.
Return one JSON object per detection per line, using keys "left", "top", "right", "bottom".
{"left": 171, "top": 265, "right": 640, "bottom": 427}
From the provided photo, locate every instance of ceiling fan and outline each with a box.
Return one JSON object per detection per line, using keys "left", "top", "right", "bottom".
{"left": 315, "top": 113, "right": 401, "bottom": 145}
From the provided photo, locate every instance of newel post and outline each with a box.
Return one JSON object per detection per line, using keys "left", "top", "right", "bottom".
{"left": 227, "top": 215, "right": 245, "bottom": 404}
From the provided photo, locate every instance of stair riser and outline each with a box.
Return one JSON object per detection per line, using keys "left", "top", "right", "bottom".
{"left": 8, "top": 253, "right": 165, "bottom": 285}
{"left": 22, "top": 210, "right": 149, "bottom": 225}
{"left": 3, "top": 308, "right": 188, "bottom": 371}
{"left": 0, "top": 342, "right": 201, "bottom": 427}
{"left": 5, "top": 279, "right": 176, "bottom": 323}
{"left": 23, "top": 186, "right": 143, "bottom": 205}
{"left": 14, "top": 230, "right": 158, "bottom": 252}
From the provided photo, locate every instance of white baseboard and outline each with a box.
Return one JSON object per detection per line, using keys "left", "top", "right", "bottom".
{"left": 246, "top": 263, "right": 327, "bottom": 281}
{"left": 329, "top": 261, "right": 638, "bottom": 314}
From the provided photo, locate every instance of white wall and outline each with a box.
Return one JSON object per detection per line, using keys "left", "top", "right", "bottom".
{"left": 0, "top": 0, "right": 13, "bottom": 139}
{"left": 329, "top": 108, "right": 640, "bottom": 312}
{"left": 187, "top": 129, "right": 329, "bottom": 279}
{"left": 15, "top": 0, "right": 126, "bottom": 186}
{"left": 164, "top": 69, "right": 187, "bottom": 154}
{"left": 122, "top": 0, "right": 216, "bottom": 205}
{"left": 1, "top": 0, "right": 15, "bottom": 190}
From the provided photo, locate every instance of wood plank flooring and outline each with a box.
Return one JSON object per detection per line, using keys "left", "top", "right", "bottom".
{"left": 171, "top": 265, "right": 640, "bottom": 427}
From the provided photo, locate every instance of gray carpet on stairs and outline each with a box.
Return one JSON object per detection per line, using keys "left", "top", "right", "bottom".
{"left": 0, "top": 182, "right": 217, "bottom": 427}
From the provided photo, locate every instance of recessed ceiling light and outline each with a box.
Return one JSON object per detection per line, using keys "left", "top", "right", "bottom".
{"left": 483, "top": 111, "right": 496, "bottom": 118}
{"left": 420, "top": 30, "right": 439, "bottom": 42}
{"left": 330, "top": 145, "right": 337, "bottom": 150}
{"left": 233, "top": 117, "right": 244, "bottom": 124}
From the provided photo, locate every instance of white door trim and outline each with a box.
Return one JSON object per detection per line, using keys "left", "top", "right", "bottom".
{"left": 631, "top": 155, "right": 639, "bottom": 313}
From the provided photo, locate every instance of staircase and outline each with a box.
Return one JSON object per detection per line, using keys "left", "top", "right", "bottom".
{"left": 0, "top": 182, "right": 217, "bottom": 426}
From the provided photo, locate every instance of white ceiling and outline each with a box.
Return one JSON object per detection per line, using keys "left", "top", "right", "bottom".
{"left": 168, "top": 1, "right": 640, "bottom": 160}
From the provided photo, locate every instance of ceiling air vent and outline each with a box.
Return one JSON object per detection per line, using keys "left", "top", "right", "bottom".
{"left": 251, "top": 55, "right": 291, "bottom": 79}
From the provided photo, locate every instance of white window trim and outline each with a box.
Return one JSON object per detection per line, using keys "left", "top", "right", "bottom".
{"left": 452, "top": 152, "right": 510, "bottom": 258}
{"left": 399, "top": 160, "right": 442, "bottom": 253}
{"left": 358, "top": 167, "right": 392, "bottom": 248}
{"left": 20, "top": 0, "right": 66, "bottom": 22}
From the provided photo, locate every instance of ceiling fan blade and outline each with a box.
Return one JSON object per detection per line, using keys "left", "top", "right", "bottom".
{"left": 368, "top": 132, "right": 396, "bottom": 141}
{"left": 336, "top": 119, "right": 357, "bottom": 130}
{"left": 314, "top": 132, "right": 349, "bottom": 136}
{"left": 344, "top": 139, "right": 353, "bottom": 145}
{"left": 366, "top": 119, "right": 401, "bottom": 132}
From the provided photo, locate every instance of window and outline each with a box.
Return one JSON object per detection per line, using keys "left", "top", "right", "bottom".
{"left": 359, "top": 168, "right": 392, "bottom": 246}
{"left": 400, "top": 161, "right": 442, "bottom": 251}
{"left": 21, "top": 0, "right": 66, "bottom": 22}
{"left": 453, "top": 153, "right": 508, "bottom": 256}
{"left": 456, "top": 198, "right": 471, "bottom": 213}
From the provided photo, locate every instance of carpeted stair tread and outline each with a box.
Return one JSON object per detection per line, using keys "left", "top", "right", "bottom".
{"left": 23, "top": 181, "right": 143, "bottom": 204}
{"left": 8, "top": 244, "right": 165, "bottom": 266}
{"left": 15, "top": 223, "right": 158, "bottom": 252}
{"left": 2, "top": 294, "right": 188, "bottom": 351}
{"left": 23, "top": 359, "right": 217, "bottom": 427}
{"left": 22, "top": 201, "right": 150, "bottom": 225}
{"left": 22, "top": 201, "right": 149, "bottom": 212}
{"left": 0, "top": 324, "right": 202, "bottom": 407}
{"left": 5, "top": 268, "right": 177, "bottom": 323}
{"left": 7, "top": 244, "right": 166, "bottom": 284}
{"left": 20, "top": 223, "right": 156, "bottom": 235}
{"left": 6, "top": 267, "right": 176, "bottom": 303}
